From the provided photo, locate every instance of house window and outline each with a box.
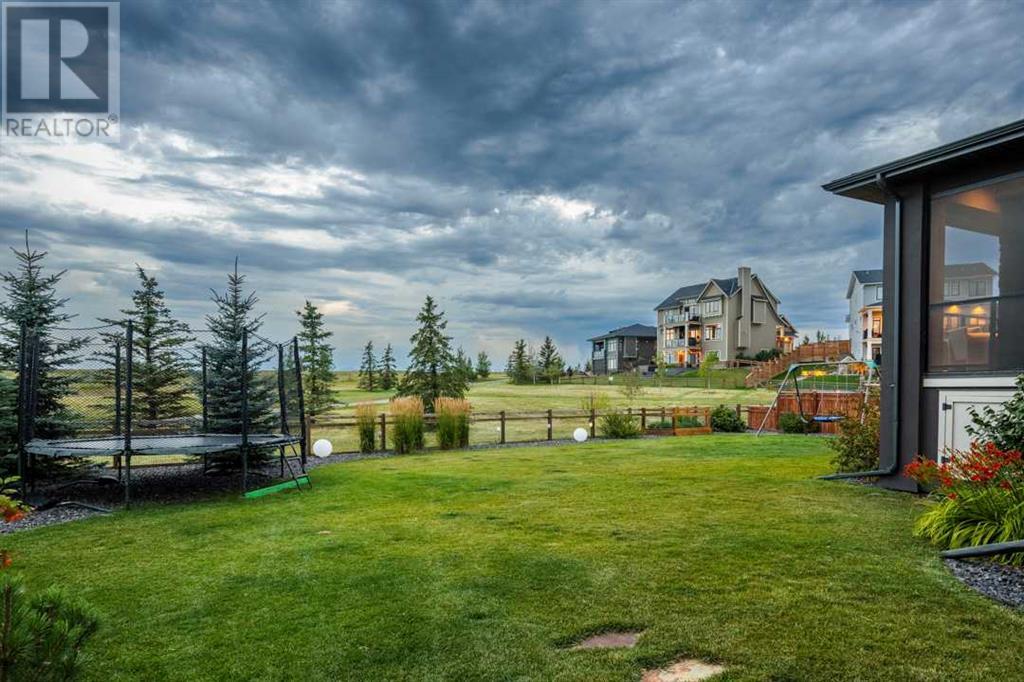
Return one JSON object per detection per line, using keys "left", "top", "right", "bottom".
{"left": 928, "top": 174, "right": 1023, "bottom": 372}
{"left": 874, "top": 286, "right": 883, "bottom": 302}
{"left": 752, "top": 299, "right": 767, "bottom": 324}
{"left": 607, "top": 356, "right": 618, "bottom": 371}
{"left": 702, "top": 298, "right": 722, "bottom": 317}
{"left": 704, "top": 324, "right": 720, "bottom": 341}
{"left": 606, "top": 338, "right": 619, "bottom": 355}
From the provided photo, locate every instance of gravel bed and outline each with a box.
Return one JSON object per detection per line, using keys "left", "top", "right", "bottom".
{"left": 945, "top": 558, "right": 1024, "bottom": 609}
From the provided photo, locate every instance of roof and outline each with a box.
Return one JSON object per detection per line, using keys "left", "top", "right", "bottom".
{"left": 588, "top": 323, "right": 657, "bottom": 342}
{"left": 778, "top": 314, "right": 798, "bottom": 336}
{"left": 852, "top": 269, "right": 883, "bottom": 285}
{"left": 823, "top": 119, "right": 1024, "bottom": 203}
{"left": 653, "top": 283, "right": 706, "bottom": 310}
{"left": 710, "top": 277, "right": 739, "bottom": 297}
{"left": 945, "top": 262, "right": 997, "bottom": 278}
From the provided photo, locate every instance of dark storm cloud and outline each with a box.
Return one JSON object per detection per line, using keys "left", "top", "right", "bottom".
{"left": 3, "top": 0, "right": 1024, "bottom": 365}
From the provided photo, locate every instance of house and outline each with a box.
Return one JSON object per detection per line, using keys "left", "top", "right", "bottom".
{"left": 588, "top": 324, "right": 657, "bottom": 374}
{"left": 847, "top": 269, "right": 883, "bottom": 363}
{"left": 824, "top": 118, "right": 1024, "bottom": 490}
{"left": 654, "top": 266, "right": 795, "bottom": 367}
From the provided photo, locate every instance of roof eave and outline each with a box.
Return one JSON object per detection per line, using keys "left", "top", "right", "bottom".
{"left": 823, "top": 118, "right": 1024, "bottom": 203}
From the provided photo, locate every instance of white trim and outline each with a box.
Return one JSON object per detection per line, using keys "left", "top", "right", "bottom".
{"left": 923, "top": 375, "right": 1020, "bottom": 388}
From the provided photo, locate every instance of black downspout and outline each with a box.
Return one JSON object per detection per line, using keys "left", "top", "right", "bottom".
{"left": 822, "top": 172, "right": 902, "bottom": 480}
{"left": 942, "top": 540, "right": 1024, "bottom": 560}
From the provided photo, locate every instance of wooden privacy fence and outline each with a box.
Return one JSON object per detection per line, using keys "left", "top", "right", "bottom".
{"left": 748, "top": 391, "right": 869, "bottom": 434}
{"left": 744, "top": 340, "right": 852, "bottom": 387}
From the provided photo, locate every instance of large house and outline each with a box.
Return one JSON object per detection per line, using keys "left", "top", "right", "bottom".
{"left": 587, "top": 324, "right": 657, "bottom": 375}
{"left": 654, "top": 266, "right": 796, "bottom": 367}
{"left": 824, "top": 118, "right": 1023, "bottom": 490}
{"left": 847, "top": 269, "right": 884, "bottom": 364}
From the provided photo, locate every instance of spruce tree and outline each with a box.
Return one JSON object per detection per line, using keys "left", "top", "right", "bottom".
{"left": 204, "top": 261, "right": 276, "bottom": 445}
{"left": 379, "top": 343, "right": 397, "bottom": 390}
{"left": 101, "top": 266, "right": 193, "bottom": 423}
{"left": 537, "top": 336, "right": 563, "bottom": 384}
{"left": 358, "top": 340, "right": 377, "bottom": 391}
{"left": 506, "top": 339, "right": 531, "bottom": 384}
{"left": 475, "top": 351, "right": 491, "bottom": 380}
{"left": 397, "top": 296, "right": 467, "bottom": 409}
{"left": 0, "top": 235, "right": 87, "bottom": 457}
{"left": 454, "top": 346, "right": 475, "bottom": 383}
{"left": 296, "top": 300, "right": 336, "bottom": 416}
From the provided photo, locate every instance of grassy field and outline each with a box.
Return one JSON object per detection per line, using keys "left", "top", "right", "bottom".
{"left": 6, "top": 436, "right": 1023, "bottom": 680}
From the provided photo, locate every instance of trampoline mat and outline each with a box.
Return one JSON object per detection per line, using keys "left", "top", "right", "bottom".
{"left": 25, "top": 433, "right": 300, "bottom": 458}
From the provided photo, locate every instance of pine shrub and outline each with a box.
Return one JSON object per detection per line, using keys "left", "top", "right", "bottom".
{"left": 434, "top": 397, "right": 471, "bottom": 450}
{"left": 778, "top": 412, "right": 818, "bottom": 434}
{"left": 710, "top": 404, "right": 745, "bottom": 432}
{"left": 599, "top": 411, "right": 641, "bottom": 438}
{"left": 355, "top": 403, "right": 377, "bottom": 453}
{"left": 390, "top": 396, "right": 424, "bottom": 454}
{"left": 827, "top": 397, "right": 880, "bottom": 472}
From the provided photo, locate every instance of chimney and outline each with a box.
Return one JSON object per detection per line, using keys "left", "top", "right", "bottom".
{"left": 738, "top": 265, "right": 752, "bottom": 348}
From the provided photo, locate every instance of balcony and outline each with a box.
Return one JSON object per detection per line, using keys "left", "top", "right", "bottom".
{"left": 665, "top": 312, "right": 700, "bottom": 325}
{"left": 665, "top": 338, "right": 700, "bottom": 349}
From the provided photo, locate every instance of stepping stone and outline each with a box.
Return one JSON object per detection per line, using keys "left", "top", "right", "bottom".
{"left": 571, "top": 631, "right": 642, "bottom": 649}
{"left": 641, "top": 659, "right": 726, "bottom": 681}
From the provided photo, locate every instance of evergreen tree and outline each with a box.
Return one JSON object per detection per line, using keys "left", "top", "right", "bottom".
{"left": 506, "top": 339, "right": 531, "bottom": 384}
{"left": 537, "top": 335, "right": 563, "bottom": 384}
{"left": 204, "top": 260, "right": 276, "bottom": 444}
{"left": 100, "top": 266, "right": 193, "bottom": 423}
{"left": 397, "top": 296, "right": 467, "bottom": 409}
{"left": 475, "top": 351, "right": 491, "bottom": 380}
{"left": 379, "top": 343, "right": 397, "bottom": 390}
{"left": 0, "top": 235, "right": 87, "bottom": 461}
{"left": 358, "top": 340, "right": 377, "bottom": 391}
{"left": 453, "top": 346, "right": 475, "bottom": 383}
{"left": 296, "top": 300, "right": 336, "bottom": 416}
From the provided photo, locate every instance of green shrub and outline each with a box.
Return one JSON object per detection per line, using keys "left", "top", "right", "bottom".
{"left": 710, "top": 405, "right": 745, "bottom": 432}
{"left": 647, "top": 419, "right": 673, "bottom": 430}
{"left": 778, "top": 412, "right": 818, "bottom": 434}
{"left": 967, "top": 375, "right": 1024, "bottom": 451}
{"left": 827, "top": 397, "right": 880, "bottom": 472}
{"left": 914, "top": 486, "right": 1024, "bottom": 566}
{"left": 674, "top": 415, "right": 701, "bottom": 428}
{"left": 434, "top": 397, "right": 471, "bottom": 450}
{"left": 355, "top": 403, "right": 376, "bottom": 454}
{"left": 0, "top": 575, "right": 100, "bottom": 681}
{"left": 599, "top": 411, "right": 641, "bottom": 439}
{"left": 390, "top": 397, "right": 424, "bottom": 454}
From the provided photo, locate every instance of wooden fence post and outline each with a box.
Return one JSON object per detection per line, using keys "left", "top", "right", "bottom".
{"left": 379, "top": 413, "right": 386, "bottom": 451}
{"left": 499, "top": 410, "right": 506, "bottom": 444}
{"left": 640, "top": 406, "right": 646, "bottom": 429}
{"left": 589, "top": 407, "right": 596, "bottom": 438}
{"left": 547, "top": 409, "right": 553, "bottom": 440}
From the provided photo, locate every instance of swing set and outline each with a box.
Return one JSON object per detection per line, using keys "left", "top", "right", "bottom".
{"left": 755, "top": 359, "right": 878, "bottom": 435}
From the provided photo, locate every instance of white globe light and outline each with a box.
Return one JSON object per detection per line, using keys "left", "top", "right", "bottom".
{"left": 573, "top": 427, "right": 588, "bottom": 443}
{"left": 312, "top": 439, "right": 333, "bottom": 458}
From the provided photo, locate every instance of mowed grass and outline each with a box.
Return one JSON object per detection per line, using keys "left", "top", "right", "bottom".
{"left": 7, "top": 436, "right": 1024, "bottom": 680}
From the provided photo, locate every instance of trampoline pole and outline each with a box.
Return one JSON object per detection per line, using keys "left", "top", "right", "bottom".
{"left": 114, "top": 340, "right": 122, "bottom": 479}
{"left": 201, "top": 346, "right": 208, "bottom": 432}
{"left": 26, "top": 333, "right": 40, "bottom": 492}
{"left": 15, "top": 324, "right": 27, "bottom": 498}
{"left": 241, "top": 329, "right": 249, "bottom": 494}
{"left": 292, "top": 337, "right": 307, "bottom": 469}
{"left": 125, "top": 321, "right": 134, "bottom": 508}
{"left": 277, "top": 344, "right": 287, "bottom": 478}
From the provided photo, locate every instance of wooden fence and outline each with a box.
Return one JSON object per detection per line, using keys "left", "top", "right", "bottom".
{"left": 748, "top": 391, "right": 869, "bottom": 434}
{"left": 304, "top": 401, "right": 854, "bottom": 455}
{"left": 744, "top": 340, "right": 852, "bottom": 387}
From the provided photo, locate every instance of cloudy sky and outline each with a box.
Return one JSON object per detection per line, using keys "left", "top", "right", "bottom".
{"left": 2, "top": 0, "right": 1023, "bottom": 367}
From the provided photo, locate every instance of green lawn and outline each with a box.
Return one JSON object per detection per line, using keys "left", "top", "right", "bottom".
{"left": 6, "top": 436, "right": 1023, "bottom": 680}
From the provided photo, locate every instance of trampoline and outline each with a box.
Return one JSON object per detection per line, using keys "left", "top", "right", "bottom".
{"left": 26, "top": 433, "right": 301, "bottom": 458}
{"left": 15, "top": 320, "right": 310, "bottom": 507}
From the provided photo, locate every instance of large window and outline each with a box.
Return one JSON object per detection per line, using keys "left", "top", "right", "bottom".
{"left": 928, "top": 174, "right": 1024, "bottom": 372}
{"left": 702, "top": 298, "right": 722, "bottom": 317}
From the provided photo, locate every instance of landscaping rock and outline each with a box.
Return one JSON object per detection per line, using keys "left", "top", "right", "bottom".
{"left": 571, "top": 631, "right": 642, "bottom": 649}
{"left": 642, "top": 659, "right": 726, "bottom": 681}
{"left": 945, "top": 558, "right": 1024, "bottom": 610}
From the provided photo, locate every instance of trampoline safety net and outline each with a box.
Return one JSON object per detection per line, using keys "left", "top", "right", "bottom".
{"left": 16, "top": 321, "right": 307, "bottom": 496}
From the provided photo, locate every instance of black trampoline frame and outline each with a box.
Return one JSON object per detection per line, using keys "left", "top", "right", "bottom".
{"left": 16, "top": 321, "right": 309, "bottom": 506}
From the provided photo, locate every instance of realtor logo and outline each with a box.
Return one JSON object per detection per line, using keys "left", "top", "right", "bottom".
{"left": 2, "top": 1, "right": 120, "bottom": 140}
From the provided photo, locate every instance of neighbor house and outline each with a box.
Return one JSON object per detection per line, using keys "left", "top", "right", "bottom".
{"left": 654, "top": 266, "right": 795, "bottom": 367}
{"left": 587, "top": 324, "right": 657, "bottom": 374}
{"left": 847, "top": 269, "right": 884, "bottom": 364}
{"left": 825, "top": 119, "right": 1023, "bottom": 490}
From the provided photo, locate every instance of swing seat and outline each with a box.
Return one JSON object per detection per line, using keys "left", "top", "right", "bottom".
{"left": 812, "top": 415, "right": 845, "bottom": 423}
